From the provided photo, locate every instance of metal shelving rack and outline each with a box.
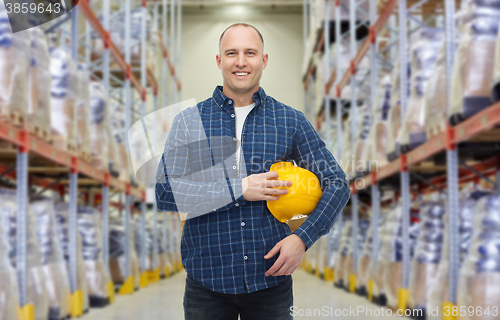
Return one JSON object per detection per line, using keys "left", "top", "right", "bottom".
{"left": 2, "top": 0, "right": 183, "bottom": 318}
{"left": 304, "top": 0, "right": 500, "bottom": 313}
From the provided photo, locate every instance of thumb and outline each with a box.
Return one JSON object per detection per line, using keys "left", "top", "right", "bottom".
{"left": 264, "top": 241, "right": 282, "bottom": 259}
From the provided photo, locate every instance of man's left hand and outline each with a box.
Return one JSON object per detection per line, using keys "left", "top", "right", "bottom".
{"left": 264, "top": 234, "right": 306, "bottom": 276}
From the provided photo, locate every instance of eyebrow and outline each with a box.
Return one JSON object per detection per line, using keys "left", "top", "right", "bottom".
{"left": 224, "top": 48, "right": 259, "bottom": 54}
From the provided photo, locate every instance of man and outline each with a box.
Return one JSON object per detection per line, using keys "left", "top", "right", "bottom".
{"left": 156, "top": 23, "right": 350, "bottom": 320}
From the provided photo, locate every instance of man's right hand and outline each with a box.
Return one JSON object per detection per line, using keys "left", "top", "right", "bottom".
{"left": 242, "top": 171, "right": 292, "bottom": 201}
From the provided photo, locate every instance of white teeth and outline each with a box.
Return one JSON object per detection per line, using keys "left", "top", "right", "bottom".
{"left": 235, "top": 72, "right": 248, "bottom": 76}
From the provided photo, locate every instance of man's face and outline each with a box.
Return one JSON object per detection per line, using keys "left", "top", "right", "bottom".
{"left": 216, "top": 26, "right": 268, "bottom": 96}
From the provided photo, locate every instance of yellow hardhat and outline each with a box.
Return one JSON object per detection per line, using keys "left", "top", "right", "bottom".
{"left": 267, "top": 162, "right": 323, "bottom": 223}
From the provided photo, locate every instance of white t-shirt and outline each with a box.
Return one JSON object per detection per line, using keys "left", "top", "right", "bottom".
{"left": 234, "top": 102, "right": 255, "bottom": 169}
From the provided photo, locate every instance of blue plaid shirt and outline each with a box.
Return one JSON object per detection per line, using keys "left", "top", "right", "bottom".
{"left": 156, "top": 86, "right": 350, "bottom": 294}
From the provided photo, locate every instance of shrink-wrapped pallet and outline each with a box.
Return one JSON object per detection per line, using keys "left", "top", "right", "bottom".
{"left": 334, "top": 218, "right": 352, "bottom": 288}
{"left": 319, "top": 120, "right": 338, "bottom": 161}
{"left": 386, "top": 55, "right": 411, "bottom": 161}
{"left": 353, "top": 104, "right": 373, "bottom": 173}
{"left": 449, "top": 0, "right": 500, "bottom": 124}
{"left": 148, "top": 32, "right": 163, "bottom": 82}
{"left": 493, "top": 19, "right": 500, "bottom": 102}
{"left": 328, "top": 41, "right": 370, "bottom": 103}
{"left": 342, "top": 219, "right": 370, "bottom": 290}
{"left": 134, "top": 216, "right": 154, "bottom": 271}
{"left": 379, "top": 204, "right": 420, "bottom": 309}
{"left": 89, "top": 81, "right": 110, "bottom": 170}
{"left": 92, "top": 9, "right": 152, "bottom": 65}
{"left": 426, "top": 189, "right": 490, "bottom": 320}
{"left": 424, "top": 40, "right": 449, "bottom": 138}
{"left": 340, "top": 119, "right": 352, "bottom": 175}
{"left": 304, "top": 236, "right": 320, "bottom": 272}
{"left": 110, "top": 102, "right": 130, "bottom": 181}
{"left": 0, "top": 196, "right": 21, "bottom": 320}
{"left": 315, "top": 237, "right": 326, "bottom": 276}
{"left": 77, "top": 206, "right": 111, "bottom": 307}
{"left": 366, "top": 211, "right": 389, "bottom": 304}
{"left": 357, "top": 214, "right": 387, "bottom": 296}
{"left": 409, "top": 202, "right": 445, "bottom": 313}
{"left": 0, "top": 188, "right": 49, "bottom": 320}
{"left": 50, "top": 48, "right": 78, "bottom": 151}
{"left": 110, "top": 103, "right": 129, "bottom": 180}
{"left": 163, "top": 224, "right": 174, "bottom": 276}
{"left": 0, "top": 5, "right": 30, "bottom": 125}
{"left": 400, "top": 28, "right": 443, "bottom": 153}
{"left": 424, "top": 10, "right": 464, "bottom": 138}
{"left": 365, "top": 75, "right": 392, "bottom": 168}
{"left": 54, "top": 202, "right": 90, "bottom": 313}
{"left": 31, "top": 198, "right": 71, "bottom": 320}
{"left": 76, "top": 64, "right": 91, "bottom": 159}
{"left": 147, "top": 221, "right": 159, "bottom": 272}
{"left": 109, "top": 217, "right": 140, "bottom": 289}
{"left": 491, "top": 19, "right": 500, "bottom": 102}
{"left": 319, "top": 222, "right": 342, "bottom": 276}
{"left": 315, "top": 0, "right": 369, "bottom": 24}
{"left": 28, "top": 27, "right": 51, "bottom": 138}
{"left": 107, "top": 127, "right": 121, "bottom": 177}
{"left": 314, "top": 51, "right": 325, "bottom": 116}
{"left": 154, "top": 218, "right": 167, "bottom": 276}
{"left": 457, "top": 193, "right": 500, "bottom": 320}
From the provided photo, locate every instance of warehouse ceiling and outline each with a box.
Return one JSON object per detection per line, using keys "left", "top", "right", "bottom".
{"left": 181, "top": 0, "right": 303, "bottom": 14}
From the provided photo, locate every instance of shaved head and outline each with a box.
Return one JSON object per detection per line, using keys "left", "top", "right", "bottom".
{"left": 219, "top": 23, "right": 264, "bottom": 54}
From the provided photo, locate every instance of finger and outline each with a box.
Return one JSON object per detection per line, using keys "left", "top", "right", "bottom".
{"left": 271, "top": 261, "right": 291, "bottom": 277}
{"left": 266, "top": 180, "right": 292, "bottom": 188}
{"left": 264, "top": 171, "right": 279, "bottom": 179}
{"left": 263, "top": 195, "right": 281, "bottom": 201}
{"left": 284, "top": 263, "right": 300, "bottom": 276}
{"left": 265, "top": 255, "right": 287, "bottom": 276}
{"left": 264, "top": 242, "right": 282, "bottom": 260}
{"left": 264, "top": 188, "right": 289, "bottom": 195}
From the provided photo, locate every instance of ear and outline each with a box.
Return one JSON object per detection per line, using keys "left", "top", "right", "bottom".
{"left": 262, "top": 53, "right": 269, "bottom": 71}
{"left": 216, "top": 54, "right": 222, "bottom": 70}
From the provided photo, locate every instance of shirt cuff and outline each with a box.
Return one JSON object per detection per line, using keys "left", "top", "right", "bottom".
{"left": 292, "top": 226, "right": 315, "bottom": 251}
{"left": 230, "top": 178, "right": 246, "bottom": 207}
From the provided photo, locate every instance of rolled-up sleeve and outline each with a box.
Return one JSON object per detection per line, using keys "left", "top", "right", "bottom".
{"left": 290, "top": 112, "right": 350, "bottom": 250}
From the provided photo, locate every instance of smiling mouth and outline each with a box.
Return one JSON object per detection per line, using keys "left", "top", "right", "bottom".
{"left": 233, "top": 72, "right": 250, "bottom": 77}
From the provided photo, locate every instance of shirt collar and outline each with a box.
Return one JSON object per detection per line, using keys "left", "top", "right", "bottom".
{"left": 212, "top": 86, "right": 267, "bottom": 108}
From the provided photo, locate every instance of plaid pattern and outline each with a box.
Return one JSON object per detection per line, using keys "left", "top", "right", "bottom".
{"left": 156, "top": 86, "right": 350, "bottom": 294}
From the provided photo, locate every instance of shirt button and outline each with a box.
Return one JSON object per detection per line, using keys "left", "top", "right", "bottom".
{"left": 235, "top": 203, "right": 240, "bottom": 207}
{"left": 241, "top": 222, "right": 245, "bottom": 226}
{"left": 233, "top": 137, "right": 237, "bottom": 142}
{"left": 229, "top": 100, "right": 232, "bottom": 104}
{"left": 244, "top": 255, "right": 248, "bottom": 260}
{"left": 231, "top": 114, "right": 235, "bottom": 118}
{"left": 232, "top": 165, "right": 237, "bottom": 170}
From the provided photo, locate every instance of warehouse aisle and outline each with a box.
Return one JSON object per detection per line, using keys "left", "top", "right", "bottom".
{"left": 81, "top": 269, "right": 398, "bottom": 320}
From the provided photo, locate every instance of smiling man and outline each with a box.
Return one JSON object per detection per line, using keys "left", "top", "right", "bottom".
{"left": 156, "top": 23, "right": 350, "bottom": 320}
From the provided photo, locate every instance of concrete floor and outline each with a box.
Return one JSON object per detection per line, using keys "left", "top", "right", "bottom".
{"left": 81, "top": 269, "right": 401, "bottom": 320}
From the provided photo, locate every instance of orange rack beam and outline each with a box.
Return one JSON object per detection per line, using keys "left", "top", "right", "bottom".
{"left": 0, "top": 119, "right": 143, "bottom": 199}
{"left": 354, "top": 101, "right": 500, "bottom": 193}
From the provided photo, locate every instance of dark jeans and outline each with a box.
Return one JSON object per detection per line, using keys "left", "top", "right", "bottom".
{"left": 184, "top": 275, "right": 293, "bottom": 320}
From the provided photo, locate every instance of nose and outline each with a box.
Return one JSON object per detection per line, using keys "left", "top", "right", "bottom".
{"left": 236, "top": 53, "right": 247, "bottom": 68}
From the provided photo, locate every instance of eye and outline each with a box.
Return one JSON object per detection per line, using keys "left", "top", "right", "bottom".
{"left": 227, "top": 52, "right": 235, "bottom": 56}
{"left": 248, "top": 51, "right": 255, "bottom": 55}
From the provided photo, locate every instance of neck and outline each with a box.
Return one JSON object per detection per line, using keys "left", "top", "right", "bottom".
{"left": 222, "top": 84, "right": 259, "bottom": 107}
